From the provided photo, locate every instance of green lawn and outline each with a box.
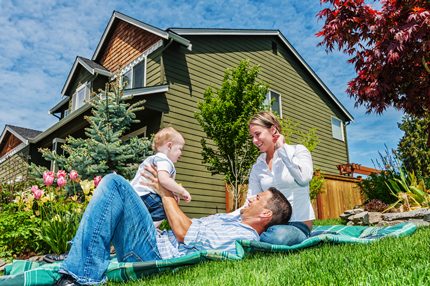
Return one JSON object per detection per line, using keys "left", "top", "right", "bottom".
{"left": 116, "top": 221, "right": 430, "bottom": 286}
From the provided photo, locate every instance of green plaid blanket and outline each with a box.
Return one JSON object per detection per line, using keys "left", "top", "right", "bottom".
{"left": 0, "top": 222, "right": 417, "bottom": 286}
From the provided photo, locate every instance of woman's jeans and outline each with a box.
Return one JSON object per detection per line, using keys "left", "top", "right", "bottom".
{"left": 260, "top": 222, "right": 311, "bottom": 246}
{"left": 60, "top": 174, "right": 162, "bottom": 285}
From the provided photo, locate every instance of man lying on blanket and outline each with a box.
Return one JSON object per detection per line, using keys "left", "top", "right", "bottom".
{"left": 56, "top": 167, "right": 292, "bottom": 286}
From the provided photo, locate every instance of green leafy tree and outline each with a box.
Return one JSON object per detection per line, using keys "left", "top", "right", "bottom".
{"left": 397, "top": 115, "right": 430, "bottom": 179}
{"left": 37, "top": 79, "right": 151, "bottom": 180}
{"left": 195, "top": 60, "right": 267, "bottom": 210}
{"left": 278, "top": 117, "right": 319, "bottom": 152}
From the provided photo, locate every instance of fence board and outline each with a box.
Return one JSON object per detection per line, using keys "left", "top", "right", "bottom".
{"left": 314, "top": 174, "right": 363, "bottom": 219}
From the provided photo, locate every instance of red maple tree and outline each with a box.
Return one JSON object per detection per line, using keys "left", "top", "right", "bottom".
{"left": 316, "top": 0, "right": 430, "bottom": 117}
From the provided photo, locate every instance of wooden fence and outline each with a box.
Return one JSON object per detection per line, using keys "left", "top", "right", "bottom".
{"left": 312, "top": 174, "right": 363, "bottom": 220}
{"left": 225, "top": 174, "right": 363, "bottom": 220}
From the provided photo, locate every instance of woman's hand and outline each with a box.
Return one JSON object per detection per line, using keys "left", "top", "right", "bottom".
{"left": 274, "top": 132, "right": 285, "bottom": 150}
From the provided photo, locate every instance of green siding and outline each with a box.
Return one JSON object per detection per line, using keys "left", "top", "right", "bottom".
{"left": 157, "top": 35, "right": 349, "bottom": 217}
{"left": 146, "top": 53, "right": 162, "bottom": 86}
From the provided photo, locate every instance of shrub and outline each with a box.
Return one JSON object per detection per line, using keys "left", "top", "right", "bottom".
{"left": 309, "top": 171, "right": 325, "bottom": 200}
{"left": 0, "top": 204, "right": 43, "bottom": 258}
{"left": 359, "top": 147, "right": 402, "bottom": 204}
{"left": 359, "top": 171, "right": 399, "bottom": 204}
{"left": 364, "top": 199, "right": 389, "bottom": 212}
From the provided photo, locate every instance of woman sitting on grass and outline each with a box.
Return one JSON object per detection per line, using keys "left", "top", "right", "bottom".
{"left": 247, "top": 111, "right": 315, "bottom": 246}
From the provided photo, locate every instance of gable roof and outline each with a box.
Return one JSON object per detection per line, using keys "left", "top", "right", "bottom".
{"left": 0, "top": 125, "right": 42, "bottom": 144}
{"left": 92, "top": 11, "right": 192, "bottom": 62}
{"left": 61, "top": 56, "right": 112, "bottom": 96}
{"left": 168, "top": 28, "right": 353, "bottom": 122}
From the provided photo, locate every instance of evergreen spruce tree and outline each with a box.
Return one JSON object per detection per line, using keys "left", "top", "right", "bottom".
{"left": 38, "top": 79, "right": 151, "bottom": 180}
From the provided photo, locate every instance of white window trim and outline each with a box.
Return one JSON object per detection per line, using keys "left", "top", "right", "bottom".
{"left": 118, "top": 40, "right": 163, "bottom": 89}
{"left": 121, "top": 58, "right": 147, "bottom": 89}
{"left": 331, "top": 116, "right": 345, "bottom": 141}
{"left": 266, "top": 89, "right": 283, "bottom": 118}
{"left": 72, "top": 82, "right": 90, "bottom": 112}
{"left": 50, "top": 138, "right": 66, "bottom": 171}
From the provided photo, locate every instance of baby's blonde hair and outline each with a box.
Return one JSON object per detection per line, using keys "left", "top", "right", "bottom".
{"left": 152, "top": 127, "right": 184, "bottom": 151}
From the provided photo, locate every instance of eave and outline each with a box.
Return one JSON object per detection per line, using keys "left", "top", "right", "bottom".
{"left": 61, "top": 57, "right": 113, "bottom": 96}
{"left": 92, "top": 11, "right": 192, "bottom": 63}
{"left": 32, "top": 84, "right": 170, "bottom": 144}
{"left": 49, "top": 96, "right": 70, "bottom": 114}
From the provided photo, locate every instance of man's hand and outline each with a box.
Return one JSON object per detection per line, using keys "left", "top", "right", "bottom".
{"left": 141, "top": 165, "right": 172, "bottom": 198}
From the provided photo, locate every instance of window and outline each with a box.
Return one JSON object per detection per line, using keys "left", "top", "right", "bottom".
{"left": 50, "top": 138, "right": 66, "bottom": 171}
{"left": 121, "top": 59, "right": 146, "bottom": 89}
{"left": 265, "top": 90, "right": 282, "bottom": 117}
{"left": 331, "top": 117, "right": 344, "bottom": 141}
{"left": 72, "top": 83, "right": 90, "bottom": 111}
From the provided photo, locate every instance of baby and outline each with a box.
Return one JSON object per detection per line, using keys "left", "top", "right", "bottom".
{"left": 130, "top": 127, "right": 191, "bottom": 223}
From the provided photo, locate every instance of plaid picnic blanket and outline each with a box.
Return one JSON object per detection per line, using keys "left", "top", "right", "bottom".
{"left": 0, "top": 222, "right": 417, "bottom": 286}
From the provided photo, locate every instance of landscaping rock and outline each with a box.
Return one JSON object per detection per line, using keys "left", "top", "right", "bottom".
{"left": 382, "top": 209, "right": 430, "bottom": 221}
{"left": 340, "top": 208, "right": 430, "bottom": 227}
{"left": 349, "top": 211, "right": 368, "bottom": 224}
{"left": 339, "top": 213, "right": 351, "bottom": 221}
{"left": 368, "top": 212, "right": 383, "bottom": 225}
{"left": 376, "top": 220, "right": 405, "bottom": 227}
{"left": 408, "top": 219, "right": 430, "bottom": 228}
{"left": 352, "top": 208, "right": 365, "bottom": 214}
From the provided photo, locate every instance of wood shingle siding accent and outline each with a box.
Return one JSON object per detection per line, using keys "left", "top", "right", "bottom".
{"left": 0, "top": 146, "right": 29, "bottom": 183}
{"left": 98, "top": 21, "right": 162, "bottom": 72}
{"left": 0, "top": 133, "right": 22, "bottom": 158}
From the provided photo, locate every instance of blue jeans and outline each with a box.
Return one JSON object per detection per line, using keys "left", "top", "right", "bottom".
{"left": 60, "top": 174, "right": 162, "bottom": 285}
{"left": 140, "top": 193, "right": 166, "bottom": 221}
{"left": 260, "top": 222, "right": 311, "bottom": 246}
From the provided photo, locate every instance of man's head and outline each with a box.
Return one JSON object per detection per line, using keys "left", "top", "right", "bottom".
{"left": 240, "top": 187, "right": 292, "bottom": 233}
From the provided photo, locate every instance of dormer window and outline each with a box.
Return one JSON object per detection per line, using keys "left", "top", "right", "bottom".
{"left": 121, "top": 59, "right": 146, "bottom": 90}
{"left": 72, "top": 82, "right": 90, "bottom": 111}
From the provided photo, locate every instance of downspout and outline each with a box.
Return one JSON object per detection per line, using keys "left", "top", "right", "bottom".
{"left": 158, "top": 38, "right": 174, "bottom": 84}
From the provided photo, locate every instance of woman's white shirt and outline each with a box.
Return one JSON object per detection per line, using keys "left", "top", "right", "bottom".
{"left": 247, "top": 144, "right": 315, "bottom": 222}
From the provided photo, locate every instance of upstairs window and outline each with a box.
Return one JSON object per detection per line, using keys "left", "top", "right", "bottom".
{"left": 331, "top": 116, "right": 344, "bottom": 141}
{"left": 72, "top": 83, "right": 90, "bottom": 111}
{"left": 265, "top": 90, "right": 282, "bottom": 117}
{"left": 122, "top": 59, "right": 146, "bottom": 89}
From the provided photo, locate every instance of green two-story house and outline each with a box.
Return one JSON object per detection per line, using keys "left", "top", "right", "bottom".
{"left": 0, "top": 11, "right": 353, "bottom": 217}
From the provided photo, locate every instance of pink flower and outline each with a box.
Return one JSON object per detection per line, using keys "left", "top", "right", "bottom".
{"left": 94, "top": 176, "right": 102, "bottom": 187}
{"left": 57, "top": 176, "right": 67, "bottom": 188}
{"left": 43, "top": 171, "right": 55, "bottom": 186}
{"left": 31, "top": 185, "right": 44, "bottom": 200}
{"left": 69, "top": 170, "right": 79, "bottom": 182}
{"left": 57, "top": 170, "right": 67, "bottom": 178}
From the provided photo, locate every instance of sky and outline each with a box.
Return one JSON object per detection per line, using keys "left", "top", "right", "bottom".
{"left": 0, "top": 0, "right": 404, "bottom": 168}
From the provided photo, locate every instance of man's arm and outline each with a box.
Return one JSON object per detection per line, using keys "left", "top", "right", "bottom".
{"left": 143, "top": 166, "right": 192, "bottom": 242}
